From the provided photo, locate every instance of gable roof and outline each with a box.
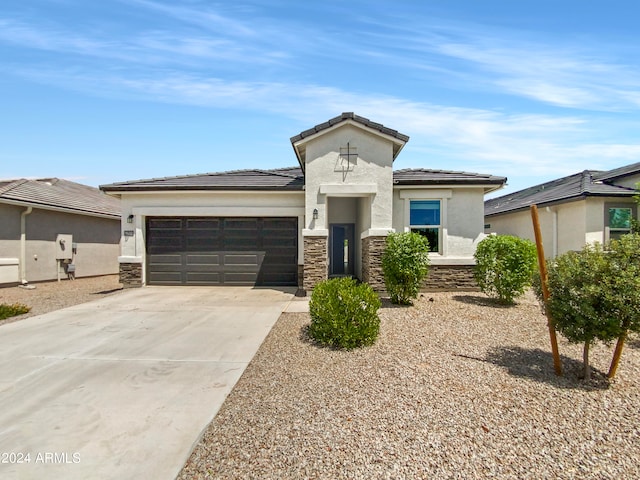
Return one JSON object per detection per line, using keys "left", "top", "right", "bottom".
{"left": 485, "top": 167, "right": 638, "bottom": 217}
{"left": 0, "top": 178, "right": 121, "bottom": 218}
{"left": 290, "top": 112, "right": 410, "bottom": 169}
{"left": 101, "top": 166, "right": 505, "bottom": 193}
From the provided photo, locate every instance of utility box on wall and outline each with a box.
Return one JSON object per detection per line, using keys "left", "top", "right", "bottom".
{"left": 56, "top": 234, "right": 74, "bottom": 260}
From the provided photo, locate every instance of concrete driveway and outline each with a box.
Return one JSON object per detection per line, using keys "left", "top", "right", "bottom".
{"left": 0, "top": 286, "right": 296, "bottom": 480}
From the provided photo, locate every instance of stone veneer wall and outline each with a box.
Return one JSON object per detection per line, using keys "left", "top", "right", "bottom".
{"left": 362, "top": 236, "right": 387, "bottom": 292}
{"left": 423, "top": 265, "right": 477, "bottom": 291}
{"left": 119, "top": 263, "right": 142, "bottom": 288}
{"left": 303, "top": 236, "right": 327, "bottom": 291}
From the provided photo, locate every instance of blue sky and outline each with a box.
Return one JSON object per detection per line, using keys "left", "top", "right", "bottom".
{"left": 2, "top": 1, "right": 640, "bottom": 196}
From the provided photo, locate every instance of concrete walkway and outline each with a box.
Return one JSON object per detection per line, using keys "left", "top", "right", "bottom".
{"left": 0, "top": 286, "right": 295, "bottom": 480}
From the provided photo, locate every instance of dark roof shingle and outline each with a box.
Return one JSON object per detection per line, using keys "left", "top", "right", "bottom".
{"left": 101, "top": 166, "right": 505, "bottom": 192}
{"left": 290, "top": 112, "right": 410, "bottom": 144}
{"left": 100, "top": 167, "right": 305, "bottom": 192}
{"left": 485, "top": 167, "right": 637, "bottom": 217}
{"left": 0, "top": 178, "right": 121, "bottom": 218}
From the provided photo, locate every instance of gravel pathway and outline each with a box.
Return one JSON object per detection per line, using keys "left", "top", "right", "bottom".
{"left": 179, "top": 290, "right": 640, "bottom": 480}
{"left": 0, "top": 275, "right": 123, "bottom": 326}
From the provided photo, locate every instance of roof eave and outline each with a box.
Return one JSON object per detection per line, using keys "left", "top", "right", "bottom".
{"left": 100, "top": 185, "right": 304, "bottom": 193}
{"left": 0, "top": 198, "right": 121, "bottom": 220}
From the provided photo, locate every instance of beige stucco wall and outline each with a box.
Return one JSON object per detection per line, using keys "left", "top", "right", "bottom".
{"left": 392, "top": 187, "right": 486, "bottom": 263}
{"left": 303, "top": 124, "right": 394, "bottom": 234}
{"left": 486, "top": 196, "right": 639, "bottom": 257}
{"left": 0, "top": 203, "right": 120, "bottom": 284}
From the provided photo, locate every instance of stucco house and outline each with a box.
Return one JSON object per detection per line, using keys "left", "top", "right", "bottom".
{"left": 485, "top": 162, "right": 640, "bottom": 257}
{"left": 101, "top": 113, "right": 506, "bottom": 291}
{"left": 0, "top": 178, "right": 121, "bottom": 286}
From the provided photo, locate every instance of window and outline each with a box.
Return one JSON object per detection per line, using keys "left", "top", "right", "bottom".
{"left": 608, "top": 206, "right": 633, "bottom": 240}
{"left": 410, "top": 200, "right": 441, "bottom": 252}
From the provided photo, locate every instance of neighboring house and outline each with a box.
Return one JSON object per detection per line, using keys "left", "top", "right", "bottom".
{"left": 485, "top": 162, "right": 640, "bottom": 257}
{"left": 101, "top": 113, "right": 506, "bottom": 291}
{"left": 0, "top": 178, "right": 121, "bottom": 286}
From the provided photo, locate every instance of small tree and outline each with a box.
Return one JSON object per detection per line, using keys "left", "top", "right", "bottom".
{"left": 605, "top": 233, "right": 640, "bottom": 377}
{"left": 473, "top": 235, "right": 537, "bottom": 304}
{"left": 381, "top": 232, "right": 430, "bottom": 305}
{"left": 544, "top": 244, "right": 622, "bottom": 381}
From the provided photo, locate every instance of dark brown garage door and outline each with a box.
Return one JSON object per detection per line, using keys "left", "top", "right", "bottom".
{"left": 146, "top": 217, "right": 298, "bottom": 286}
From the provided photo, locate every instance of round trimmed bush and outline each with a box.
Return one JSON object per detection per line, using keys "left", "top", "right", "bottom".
{"left": 474, "top": 234, "right": 537, "bottom": 304}
{"left": 308, "top": 277, "right": 381, "bottom": 349}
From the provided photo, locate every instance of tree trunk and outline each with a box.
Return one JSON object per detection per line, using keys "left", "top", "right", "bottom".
{"left": 608, "top": 330, "right": 628, "bottom": 379}
{"left": 583, "top": 341, "right": 591, "bottom": 381}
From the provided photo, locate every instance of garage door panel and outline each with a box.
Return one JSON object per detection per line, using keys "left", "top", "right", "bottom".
{"left": 148, "top": 272, "right": 183, "bottom": 283}
{"left": 185, "top": 272, "right": 221, "bottom": 284}
{"left": 146, "top": 217, "right": 297, "bottom": 286}
{"left": 223, "top": 272, "right": 259, "bottom": 284}
{"left": 186, "top": 254, "right": 221, "bottom": 266}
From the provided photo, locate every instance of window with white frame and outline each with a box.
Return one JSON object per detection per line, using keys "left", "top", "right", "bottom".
{"left": 607, "top": 204, "right": 636, "bottom": 240}
{"left": 409, "top": 200, "right": 441, "bottom": 252}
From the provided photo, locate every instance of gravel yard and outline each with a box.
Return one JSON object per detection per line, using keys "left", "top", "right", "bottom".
{"left": 0, "top": 275, "right": 123, "bottom": 326}
{"left": 179, "top": 291, "right": 640, "bottom": 480}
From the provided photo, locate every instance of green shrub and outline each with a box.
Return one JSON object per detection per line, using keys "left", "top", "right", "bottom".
{"left": 0, "top": 303, "right": 31, "bottom": 320}
{"left": 543, "top": 243, "right": 623, "bottom": 380}
{"left": 381, "top": 232, "right": 430, "bottom": 305}
{"left": 474, "top": 234, "right": 537, "bottom": 304}
{"left": 308, "top": 277, "right": 381, "bottom": 349}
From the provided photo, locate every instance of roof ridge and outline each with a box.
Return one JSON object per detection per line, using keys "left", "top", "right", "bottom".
{"left": 254, "top": 167, "right": 302, "bottom": 179}
{"left": 0, "top": 178, "right": 28, "bottom": 196}
{"left": 394, "top": 167, "right": 492, "bottom": 177}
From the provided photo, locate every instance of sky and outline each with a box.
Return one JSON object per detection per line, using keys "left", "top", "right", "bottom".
{"left": 1, "top": 0, "right": 640, "bottom": 197}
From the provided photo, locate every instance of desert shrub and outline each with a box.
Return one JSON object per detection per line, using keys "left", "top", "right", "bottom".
{"left": 0, "top": 303, "right": 31, "bottom": 320}
{"left": 308, "top": 277, "right": 381, "bottom": 349}
{"left": 542, "top": 243, "right": 623, "bottom": 380}
{"left": 381, "top": 232, "right": 430, "bottom": 305}
{"left": 474, "top": 235, "right": 537, "bottom": 304}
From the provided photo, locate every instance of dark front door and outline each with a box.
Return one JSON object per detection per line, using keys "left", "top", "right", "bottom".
{"left": 146, "top": 217, "right": 298, "bottom": 286}
{"left": 329, "top": 224, "right": 355, "bottom": 276}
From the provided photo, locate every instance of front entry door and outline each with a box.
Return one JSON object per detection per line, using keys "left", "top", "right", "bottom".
{"left": 329, "top": 224, "right": 355, "bottom": 276}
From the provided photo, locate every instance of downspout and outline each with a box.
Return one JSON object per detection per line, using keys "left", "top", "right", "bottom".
{"left": 20, "top": 206, "right": 33, "bottom": 284}
{"left": 545, "top": 206, "right": 558, "bottom": 257}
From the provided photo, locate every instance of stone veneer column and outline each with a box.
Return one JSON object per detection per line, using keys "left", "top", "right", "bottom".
{"left": 362, "top": 236, "right": 387, "bottom": 292}
{"left": 303, "top": 236, "right": 328, "bottom": 292}
{"left": 119, "top": 262, "right": 142, "bottom": 288}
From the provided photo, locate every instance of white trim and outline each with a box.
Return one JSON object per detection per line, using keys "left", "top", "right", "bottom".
{"left": 118, "top": 256, "right": 143, "bottom": 264}
{"left": 403, "top": 197, "right": 447, "bottom": 255}
{"left": 399, "top": 189, "right": 452, "bottom": 199}
{"left": 131, "top": 206, "right": 304, "bottom": 217}
{"left": 0, "top": 258, "right": 19, "bottom": 266}
{"left": 319, "top": 184, "right": 378, "bottom": 196}
{"left": 360, "top": 228, "right": 394, "bottom": 239}
{"left": 429, "top": 256, "right": 475, "bottom": 266}
{"left": 302, "top": 228, "right": 329, "bottom": 237}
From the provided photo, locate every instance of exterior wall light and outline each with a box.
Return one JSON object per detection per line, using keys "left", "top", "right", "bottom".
{"left": 312, "top": 209, "right": 318, "bottom": 220}
{"left": 127, "top": 214, "right": 134, "bottom": 224}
